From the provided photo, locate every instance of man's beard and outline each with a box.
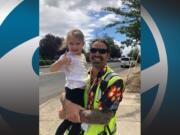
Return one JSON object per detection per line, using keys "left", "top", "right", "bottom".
{"left": 91, "top": 56, "right": 105, "bottom": 69}
{"left": 91, "top": 56, "right": 103, "bottom": 62}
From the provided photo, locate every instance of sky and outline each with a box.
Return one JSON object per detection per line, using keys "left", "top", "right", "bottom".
{"left": 40, "top": 0, "right": 127, "bottom": 49}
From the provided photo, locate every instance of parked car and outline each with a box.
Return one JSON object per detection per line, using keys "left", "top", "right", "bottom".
{"left": 120, "top": 57, "right": 136, "bottom": 67}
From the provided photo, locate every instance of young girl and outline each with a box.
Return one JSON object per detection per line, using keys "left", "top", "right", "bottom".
{"left": 50, "top": 29, "right": 88, "bottom": 135}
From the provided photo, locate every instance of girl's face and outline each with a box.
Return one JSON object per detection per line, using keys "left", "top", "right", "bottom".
{"left": 67, "top": 36, "right": 84, "bottom": 55}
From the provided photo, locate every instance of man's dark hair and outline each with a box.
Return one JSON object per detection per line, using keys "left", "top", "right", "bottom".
{"left": 90, "top": 38, "right": 110, "bottom": 53}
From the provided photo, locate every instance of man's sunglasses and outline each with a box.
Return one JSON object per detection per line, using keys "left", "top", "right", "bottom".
{"left": 90, "top": 48, "right": 108, "bottom": 54}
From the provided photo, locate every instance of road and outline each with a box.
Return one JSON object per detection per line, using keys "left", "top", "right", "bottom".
{"left": 39, "top": 62, "right": 125, "bottom": 104}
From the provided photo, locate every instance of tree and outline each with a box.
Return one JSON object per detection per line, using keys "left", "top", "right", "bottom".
{"left": 103, "top": 0, "right": 140, "bottom": 43}
{"left": 128, "top": 45, "right": 140, "bottom": 63}
{"left": 103, "top": 34, "right": 121, "bottom": 58}
{"left": 121, "top": 39, "right": 133, "bottom": 46}
{"left": 39, "top": 34, "right": 64, "bottom": 60}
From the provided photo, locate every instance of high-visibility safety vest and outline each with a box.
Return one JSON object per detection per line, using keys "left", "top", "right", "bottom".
{"left": 83, "top": 66, "right": 124, "bottom": 135}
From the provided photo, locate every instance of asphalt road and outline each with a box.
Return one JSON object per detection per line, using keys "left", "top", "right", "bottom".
{"left": 39, "top": 62, "right": 126, "bottom": 104}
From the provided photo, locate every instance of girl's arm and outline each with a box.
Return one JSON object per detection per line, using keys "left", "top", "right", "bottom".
{"left": 50, "top": 59, "right": 65, "bottom": 72}
{"left": 50, "top": 52, "right": 71, "bottom": 72}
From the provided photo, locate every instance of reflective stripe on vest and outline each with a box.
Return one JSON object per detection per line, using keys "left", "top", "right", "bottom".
{"left": 83, "top": 66, "right": 123, "bottom": 135}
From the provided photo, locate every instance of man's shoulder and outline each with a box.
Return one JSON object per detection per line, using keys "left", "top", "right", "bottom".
{"left": 104, "top": 71, "right": 121, "bottom": 81}
{"left": 104, "top": 72, "right": 124, "bottom": 87}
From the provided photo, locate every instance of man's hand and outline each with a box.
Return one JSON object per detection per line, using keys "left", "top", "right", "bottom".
{"left": 59, "top": 92, "right": 84, "bottom": 123}
{"left": 59, "top": 107, "right": 66, "bottom": 119}
{"left": 61, "top": 99, "right": 84, "bottom": 123}
{"left": 59, "top": 108, "right": 80, "bottom": 123}
{"left": 66, "top": 110, "right": 81, "bottom": 123}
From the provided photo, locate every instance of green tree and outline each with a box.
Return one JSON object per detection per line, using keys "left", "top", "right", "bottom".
{"left": 39, "top": 34, "right": 64, "bottom": 60}
{"left": 128, "top": 46, "right": 140, "bottom": 63}
{"left": 103, "top": 0, "right": 140, "bottom": 43}
{"left": 103, "top": 35, "right": 121, "bottom": 58}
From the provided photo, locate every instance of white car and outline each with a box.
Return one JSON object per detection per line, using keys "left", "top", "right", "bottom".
{"left": 120, "top": 57, "right": 136, "bottom": 67}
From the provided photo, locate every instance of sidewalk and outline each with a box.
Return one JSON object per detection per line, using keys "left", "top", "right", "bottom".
{"left": 40, "top": 92, "right": 140, "bottom": 135}
{"left": 40, "top": 66, "right": 141, "bottom": 135}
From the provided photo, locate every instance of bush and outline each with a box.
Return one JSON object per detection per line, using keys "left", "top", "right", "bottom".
{"left": 39, "top": 59, "right": 46, "bottom": 66}
{"left": 39, "top": 59, "right": 55, "bottom": 66}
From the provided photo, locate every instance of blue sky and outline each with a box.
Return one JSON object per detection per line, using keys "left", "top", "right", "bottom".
{"left": 40, "top": 0, "right": 126, "bottom": 48}
{"left": 88, "top": 10, "right": 127, "bottom": 44}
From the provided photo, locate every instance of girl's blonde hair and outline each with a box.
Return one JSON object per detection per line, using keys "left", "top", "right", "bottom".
{"left": 61, "top": 29, "right": 85, "bottom": 50}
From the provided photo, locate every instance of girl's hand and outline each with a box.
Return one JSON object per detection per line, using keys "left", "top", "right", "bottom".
{"left": 61, "top": 52, "right": 71, "bottom": 65}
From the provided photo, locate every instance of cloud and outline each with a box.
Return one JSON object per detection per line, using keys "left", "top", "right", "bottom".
{"left": 44, "top": 0, "right": 60, "bottom": 7}
{"left": 43, "top": 0, "right": 122, "bottom": 11}
{"left": 122, "top": 46, "right": 132, "bottom": 57}
{"left": 114, "top": 39, "right": 122, "bottom": 46}
{"left": 40, "top": 1, "right": 91, "bottom": 35}
{"left": 40, "top": 0, "right": 122, "bottom": 43}
{"left": 99, "top": 14, "right": 120, "bottom": 27}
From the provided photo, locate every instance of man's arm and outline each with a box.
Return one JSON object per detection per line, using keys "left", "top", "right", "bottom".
{"left": 60, "top": 79, "right": 124, "bottom": 124}
{"left": 59, "top": 92, "right": 66, "bottom": 104}
{"left": 79, "top": 79, "right": 124, "bottom": 124}
{"left": 79, "top": 109, "right": 114, "bottom": 124}
{"left": 59, "top": 92, "right": 83, "bottom": 122}
{"left": 58, "top": 96, "right": 114, "bottom": 124}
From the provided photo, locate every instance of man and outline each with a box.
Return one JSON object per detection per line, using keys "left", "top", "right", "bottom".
{"left": 59, "top": 38, "right": 124, "bottom": 135}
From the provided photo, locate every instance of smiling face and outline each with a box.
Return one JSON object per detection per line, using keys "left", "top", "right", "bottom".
{"left": 67, "top": 35, "right": 84, "bottom": 55}
{"left": 90, "top": 41, "right": 109, "bottom": 69}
